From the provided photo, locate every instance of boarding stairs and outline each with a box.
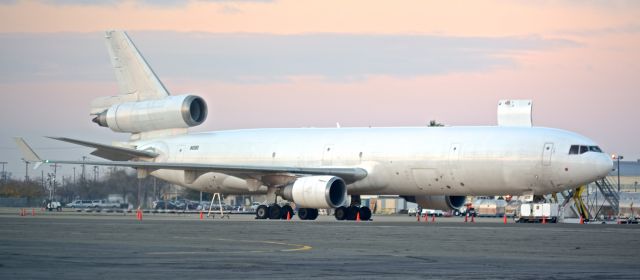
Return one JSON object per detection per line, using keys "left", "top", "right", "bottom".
{"left": 554, "top": 177, "right": 619, "bottom": 222}
{"left": 592, "top": 177, "right": 620, "bottom": 218}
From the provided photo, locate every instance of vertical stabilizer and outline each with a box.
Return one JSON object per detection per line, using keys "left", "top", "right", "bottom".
{"left": 91, "top": 31, "right": 170, "bottom": 114}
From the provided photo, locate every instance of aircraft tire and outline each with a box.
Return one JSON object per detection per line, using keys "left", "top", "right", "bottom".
{"left": 268, "top": 204, "right": 282, "bottom": 219}
{"left": 298, "top": 208, "right": 310, "bottom": 220}
{"left": 281, "top": 205, "right": 294, "bottom": 219}
{"left": 346, "top": 206, "right": 358, "bottom": 220}
{"left": 256, "top": 205, "right": 269, "bottom": 219}
{"left": 334, "top": 206, "right": 347, "bottom": 220}
{"left": 308, "top": 208, "right": 319, "bottom": 220}
{"left": 359, "top": 206, "right": 372, "bottom": 221}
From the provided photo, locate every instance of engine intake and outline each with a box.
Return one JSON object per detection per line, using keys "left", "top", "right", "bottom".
{"left": 278, "top": 176, "right": 347, "bottom": 209}
{"left": 92, "top": 95, "right": 207, "bottom": 133}
{"left": 404, "top": 195, "right": 466, "bottom": 211}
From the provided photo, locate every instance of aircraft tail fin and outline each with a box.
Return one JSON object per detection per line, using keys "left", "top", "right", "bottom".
{"left": 91, "top": 30, "right": 170, "bottom": 114}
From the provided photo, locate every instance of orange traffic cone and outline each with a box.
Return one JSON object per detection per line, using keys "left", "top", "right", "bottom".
{"left": 356, "top": 211, "right": 360, "bottom": 222}
{"left": 542, "top": 216, "right": 547, "bottom": 224}
{"left": 503, "top": 214, "right": 507, "bottom": 224}
{"left": 287, "top": 211, "right": 291, "bottom": 220}
{"left": 579, "top": 216, "right": 584, "bottom": 224}
{"left": 432, "top": 214, "right": 435, "bottom": 222}
{"left": 199, "top": 211, "right": 204, "bottom": 220}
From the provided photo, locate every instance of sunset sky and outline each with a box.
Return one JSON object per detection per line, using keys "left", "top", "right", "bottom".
{"left": 0, "top": 0, "right": 639, "bottom": 179}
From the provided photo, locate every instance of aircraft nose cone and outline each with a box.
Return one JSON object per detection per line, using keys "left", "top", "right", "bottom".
{"left": 596, "top": 155, "right": 614, "bottom": 178}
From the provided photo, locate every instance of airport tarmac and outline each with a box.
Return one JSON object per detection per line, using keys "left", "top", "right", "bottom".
{"left": 1, "top": 209, "right": 639, "bottom": 279}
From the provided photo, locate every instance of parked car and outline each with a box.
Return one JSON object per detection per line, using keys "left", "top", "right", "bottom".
{"left": 91, "top": 200, "right": 120, "bottom": 208}
{"left": 66, "top": 200, "right": 93, "bottom": 208}
{"left": 153, "top": 200, "right": 178, "bottom": 210}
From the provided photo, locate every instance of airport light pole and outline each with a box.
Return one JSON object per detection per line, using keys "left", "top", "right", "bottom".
{"left": 616, "top": 155, "right": 623, "bottom": 192}
{"left": 50, "top": 164, "right": 59, "bottom": 200}
{"left": 23, "top": 159, "right": 29, "bottom": 182}
{"left": 0, "top": 161, "right": 6, "bottom": 184}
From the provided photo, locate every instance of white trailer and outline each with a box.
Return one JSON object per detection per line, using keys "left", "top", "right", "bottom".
{"left": 516, "top": 203, "right": 559, "bottom": 223}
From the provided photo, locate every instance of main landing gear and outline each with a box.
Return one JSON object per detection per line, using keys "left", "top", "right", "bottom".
{"left": 255, "top": 204, "right": 295, "bottom": 220}
{"left": 334, "top": 205, "right": 372, "bottom": 221}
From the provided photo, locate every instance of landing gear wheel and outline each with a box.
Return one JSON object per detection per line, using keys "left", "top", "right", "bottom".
{"left": 346, "top": 206, "right": 359, "bottom": 220}
{"left": 281, "top": 205, "right": 294, "bottom": 219}
{"left": 298, "top": 208, "right": 319, "bottom": 220}
{"left": 256, "top": 205, "right": 269, "bottom": 219}
{"left": 268, "top": 204, "right": 282, "bottom": 219}
{"left": 359, "top": 207, "right": 372, "bottom": 221}
{"left": 308, "top": 208, "right": 319, "bottom": 220}
{"left": 334, "top": 206, "right": 347, "bottom": 220}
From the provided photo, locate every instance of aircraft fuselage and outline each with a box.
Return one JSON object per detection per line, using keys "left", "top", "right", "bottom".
{"left": 136, "top": 126, "right": 612, "bottom": 196}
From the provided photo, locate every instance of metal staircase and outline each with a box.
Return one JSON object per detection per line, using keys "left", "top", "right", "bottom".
{"left": 555, "top": 178, "right": 620, "bottom": 222}
{"left": 593, "top": 177, "right": 620, "bottom": 216}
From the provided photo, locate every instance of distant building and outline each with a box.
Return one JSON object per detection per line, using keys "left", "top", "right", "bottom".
{"left": 609, "top": 161, "right": 640, "bottom": 192}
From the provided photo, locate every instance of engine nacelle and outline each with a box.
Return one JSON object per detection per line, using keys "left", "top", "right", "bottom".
{"left": 404, "top": 195, "right": 466, "bottom": 211}
{"left": 278, "top": 176, "right": 348, "bottom": 209}
{"left": 92, "top": 95, "right": 207, "bottom": 133}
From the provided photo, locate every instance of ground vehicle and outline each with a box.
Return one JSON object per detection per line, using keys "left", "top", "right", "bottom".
{"left": 43, "top": 199, "right": 62, "bottom": 211}
{"left": 66, "top": 200, "right": 93, "bottom": 208}
{"left": 91, "top": 200, "right": 120, "bottom": 208}
{"left": 515, "top": 203, "right": 558, "bottom": 223}
{"left": 153, "top": 200, "right": 175, "bottom": 210}
{"left": 408, "top": 208, "right": 445, "bottom": 217}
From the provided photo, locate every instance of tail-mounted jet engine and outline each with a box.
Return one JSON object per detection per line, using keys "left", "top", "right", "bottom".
{"left": 92, "top": 95, "right": 207, "bottom": 133}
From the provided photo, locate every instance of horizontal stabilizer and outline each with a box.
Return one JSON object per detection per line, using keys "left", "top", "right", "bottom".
{"left": 47, "top": 137, "right": 158, "bottom": 161}
{"left": 13, "top": 137, "right": 43, "bottom": 169}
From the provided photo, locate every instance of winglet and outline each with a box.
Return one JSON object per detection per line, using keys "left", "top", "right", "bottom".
{"left": 13, "top": 137, "right": 43, "bottom": 169}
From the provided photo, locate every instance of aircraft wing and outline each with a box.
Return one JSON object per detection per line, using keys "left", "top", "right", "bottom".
{"left": 47, "top": 137, "right": 158, "bottom": 161}
{"left": 41, "top": 159, "right": 367, "bottom": 183}
{"left": 15, "top": 137, "right": 367, "bottom": 183}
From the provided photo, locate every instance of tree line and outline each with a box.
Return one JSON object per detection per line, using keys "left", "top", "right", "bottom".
{"left": 0, "top": 168, "right": 195, "bottom": 207}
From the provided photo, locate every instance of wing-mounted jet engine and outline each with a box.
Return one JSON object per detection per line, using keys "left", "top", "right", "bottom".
{"left": 404, "top": 195, "right": 466, "bottom": 212}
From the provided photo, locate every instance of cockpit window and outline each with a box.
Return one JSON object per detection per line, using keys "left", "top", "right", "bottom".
{"left": 569, "top": 145, "right": 603, "bottom": 155}
{"left": 569, "top": 145, "right": 579, "bottom": 155}
{"left": 579, "top": 146, "right": 589, "bottom": 154}
{"left": 589, "top": 146, "right": 603, "bottom": 153}
{"left": 569, "top": 145, "right": 602, "bottom": 155}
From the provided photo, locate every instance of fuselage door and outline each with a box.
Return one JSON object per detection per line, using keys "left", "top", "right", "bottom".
{"left": 542, "top": 143, "right": 553, "bottom": 166}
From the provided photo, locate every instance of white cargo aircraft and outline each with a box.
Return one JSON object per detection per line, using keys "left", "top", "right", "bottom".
{"left": 16, "top": 31, "right": 613, "bottom": 221}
